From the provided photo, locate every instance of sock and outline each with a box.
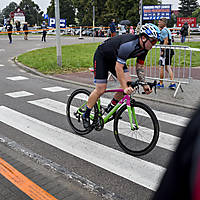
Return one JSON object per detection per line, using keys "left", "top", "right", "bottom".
{"left": 83, "top": 106, "right": 91, "bottom": 118}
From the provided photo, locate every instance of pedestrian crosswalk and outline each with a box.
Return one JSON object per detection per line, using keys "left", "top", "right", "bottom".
{"left": 0, "top": 75, "right": 192, "bottom": 196}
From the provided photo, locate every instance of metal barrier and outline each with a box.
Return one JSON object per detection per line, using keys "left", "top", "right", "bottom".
{"left": 129, "top": 45, "right": 199, "bottom": 97}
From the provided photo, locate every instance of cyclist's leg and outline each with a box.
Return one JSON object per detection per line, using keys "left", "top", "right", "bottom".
{"left": 82, "top": 50, "right": 108, "bottom": 128}
{"left": 105, "top": 65, "right": 131, "bottom": 113}
{"left": 110, "top": 64, "right": 131, "bottom": 101}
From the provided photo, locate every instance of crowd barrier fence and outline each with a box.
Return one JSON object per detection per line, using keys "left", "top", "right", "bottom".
{"left": 129, "top": 45, "right": 200, "bottom": 97}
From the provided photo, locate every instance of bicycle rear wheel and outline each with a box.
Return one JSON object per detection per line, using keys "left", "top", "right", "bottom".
{"left": 114, "top": 101, "right": 159, "bottom": 156}
{"left": 66, "top": 89, "right": 97, "bottom": 135}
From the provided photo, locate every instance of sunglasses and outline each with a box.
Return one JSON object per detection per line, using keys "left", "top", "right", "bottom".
{"left": 148, "top": 37, "right": 157, "bottom": 45}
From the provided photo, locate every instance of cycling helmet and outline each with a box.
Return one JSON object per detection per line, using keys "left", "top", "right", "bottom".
{"left": 140, "top": 23, "right": 160, "bottom": 40}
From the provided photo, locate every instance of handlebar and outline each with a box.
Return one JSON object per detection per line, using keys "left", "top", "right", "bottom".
{"left": 127, "top": 80, "right": 157, "bottom": 94}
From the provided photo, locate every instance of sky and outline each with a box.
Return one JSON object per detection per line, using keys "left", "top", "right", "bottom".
{"left": 0, "top": 0, "right": 200, "bottom": 13}
{"left": 0, "top": 0, "right": 51, "bottom": 13}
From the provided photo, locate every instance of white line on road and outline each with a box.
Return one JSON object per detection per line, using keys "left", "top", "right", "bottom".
{"left": 6, "top": 76, "right": 29, "bottom": 81}
{"left": 5, "top": 91, "right": 34, "bottom": 98}
{"left": 69, "top": 93, "right": 190, "bottom": 127}
{"left": 0, "top": 105, "right": 165, "bottom": 191}
{"left": 42, "top": 86, "right": 70, "bottom": 92}
{"left": 28, "top": 98, "right": 180, "bottom": 151}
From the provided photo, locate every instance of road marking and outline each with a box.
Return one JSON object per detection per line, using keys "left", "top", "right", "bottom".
{"left": 0, "top": 106, "right": 165, "bottom": 191}
{"left": 42, "top": 86, "right": 70, "bottom": 92}
{"left": 6, "top": 76, "right": 29, "bottom": 81}
{"left": 5, "top": 91, "right": 34, "bottom": 98}
{"left": 0, "top": 64, "right": 5, "bottom": 67}
{"left": 28, "top": 98, "right": 180, "bottom": 151}
{"left": 0, "top": 158, "right": 57, "bottom": 200}
{"left": 69, "top": 93, "right": 190, "bottom": 127}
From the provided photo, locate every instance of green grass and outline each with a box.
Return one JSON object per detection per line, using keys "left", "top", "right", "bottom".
{"left": 17, "top": 41, "right": 200, "bottom": 75}
{"left": 18, "top": 43, "right": 100, "bottom": 74}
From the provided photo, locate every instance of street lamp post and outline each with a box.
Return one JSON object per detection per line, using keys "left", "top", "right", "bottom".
{"left": 139, "top": 0, "right": 143, "bottom": 26}
{"left": 55, "top": 0, "right": 62, "bottom": 66}
{"left": 92, "top": 0, "right": 95, "bottom": 38}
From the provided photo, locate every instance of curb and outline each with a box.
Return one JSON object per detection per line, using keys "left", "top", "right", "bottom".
{"left": 14, "top": 57, "right": 198, "bottom": 110}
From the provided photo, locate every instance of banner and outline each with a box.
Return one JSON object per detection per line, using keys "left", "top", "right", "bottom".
{"left": 177, "top": 17, "right": 196, "bottom": 27}
{"left": 48, "top": 18, "right": 66, "bottom": 28}
{"left": 143, "top": 4, "right": 171, "bottom": 20}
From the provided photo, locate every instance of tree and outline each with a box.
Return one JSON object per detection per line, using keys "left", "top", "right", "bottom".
{"left": 19, "top": 0, "right": 44, "bottom": 26}
{"left": 104, "top": 0, "right": 161, "bottom": 26}
{"left": 2, "top": 2, "right": 18, "bottom": 19}
{"left": 0, "top": 10, "right": 4, "bottom": 25}
{"left": 47, "top": 0, "right": 75, "bottom": 25}
{"left": 192, "top": 8, "right": 200, "bottom": 24}
{"left": 179, "top": 0, "right": 199, "bottom": 17}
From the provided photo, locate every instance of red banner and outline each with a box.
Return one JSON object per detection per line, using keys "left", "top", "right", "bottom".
{"left": 177, "top": 17, "right": 196, "bottom": 27}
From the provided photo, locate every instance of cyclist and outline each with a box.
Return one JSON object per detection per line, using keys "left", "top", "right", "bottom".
{"left": 82, "top": 23, "right": 160, "bottom": 129}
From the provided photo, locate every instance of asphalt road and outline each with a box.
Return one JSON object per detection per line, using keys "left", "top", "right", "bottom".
{"left": 0, "top": 34, "right": 197, "bottom": 200}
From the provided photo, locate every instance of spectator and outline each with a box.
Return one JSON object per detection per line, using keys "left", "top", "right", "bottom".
{"left": 152, "top": 104, "right": 200, "bottom": 200}
{"left": 135, "top": 22, "right": 141, "bottom": 35}
{"left": 23, "top": 22, "right": 28, "bottom": 40}
{"left": 15, "top": 20, "right": 21, "bottom": 33}
{"left": 157, "top": 17, "right": 176, "bottom": 90}
{"left": 129, "top": 26, "right": 135, "bottom": 35}
{"left": 109, "top": 19, "right": 116, "bottom": 37}
{"left": 41, "top": 21, "right": 47, "bottom": 42}
{"left": 180, "top": 22, "right": 189, "bottom": 43}
{"left": 5, "top": 20, "right": 13, "bottom": 44}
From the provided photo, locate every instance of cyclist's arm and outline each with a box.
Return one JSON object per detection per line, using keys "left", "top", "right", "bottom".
{"left": 136, "top": 62, "right": 145, "bottom": 82}
{"left": 115, "top": 62, "right": 133, "bottom": 95}
{"left": 115, "top": 62, "right": 128, "bottom": 89}
{"left": 136, "top": 59, "right": 152, "bottom": 94}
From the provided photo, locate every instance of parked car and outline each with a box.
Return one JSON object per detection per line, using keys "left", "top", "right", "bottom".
{"left": 47, "top": 29, "right": 65, "bottom": 35}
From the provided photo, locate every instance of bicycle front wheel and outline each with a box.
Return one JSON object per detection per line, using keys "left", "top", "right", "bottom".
{"left": 66, "top": 89, "right": 97, "bottom": 135}
{"left": 114, "top": 101, "right": 159, "bottom": 156}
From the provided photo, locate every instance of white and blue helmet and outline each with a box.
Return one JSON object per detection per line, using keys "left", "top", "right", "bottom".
{"left": 140, "top": 23, "right": 160, "bottom": 40}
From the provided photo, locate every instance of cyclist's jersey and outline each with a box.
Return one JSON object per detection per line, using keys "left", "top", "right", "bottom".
{"left": 97, "top": 34, "right": 148, "bottom": 66}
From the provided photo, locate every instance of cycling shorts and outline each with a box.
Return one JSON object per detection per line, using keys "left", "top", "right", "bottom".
{"left": 93, "top": 49, "right": 129, "bottom": 84}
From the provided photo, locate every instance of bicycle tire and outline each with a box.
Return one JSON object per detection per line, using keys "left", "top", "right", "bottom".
{"left": 114, "top": 101, "right": 159, "bottom": 156}
{"left": 66, "top": 89, "right": 97, "bottom": 135}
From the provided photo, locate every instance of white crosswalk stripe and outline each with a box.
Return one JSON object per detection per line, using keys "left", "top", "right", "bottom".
{"left": 6, "top": 76, "right": 29, "bottom": 81}
{"left": 0, "top": 105, "right": 165, "bottom": 191}
{"left": 42, "top": 86, "right": 70, "bottom": 92}
{"left": 28, "top": 98, "right": 180, "bottom": 151}
{"left": 5, "top": 91, "right": 34, "bottom": 98}
{"left": 1, "top": 85, "right": 190, "bottom": 194}
{"left": 68, "top": 93, "right": 190, "bottom": 127}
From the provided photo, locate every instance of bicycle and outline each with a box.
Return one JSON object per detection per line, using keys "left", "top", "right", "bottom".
{"left": 66, "top": 80, "right": 159, "bottom": 156}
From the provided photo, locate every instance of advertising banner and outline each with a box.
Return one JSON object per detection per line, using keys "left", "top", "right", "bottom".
{"left": 177, "top": 17, "right": 196, "bottom": 27}
{"left": 143, "top": 4, "right": 171, "bottom": 20}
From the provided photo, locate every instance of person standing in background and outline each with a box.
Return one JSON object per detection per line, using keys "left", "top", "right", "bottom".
{"left": 109, "top": 19, "right": 116, "bottom": 37}
{"left": 180, "top": 22, "right": 189, "bottom": 43}
{"left": 135, "top": 22, "right": 141, "bottom": 35}
{"left": 129, "top": 26, "right": 135, "bottom": 35}
{"left": 41, "top": 21, "right": 47, "bottom": 42}
{"left": 5, "top": 20, "right": 13, "bottom": 44}
{"left": 16, "top": 21, "right": 21, "bottom": 33}
{"left": 23, "top": 22, "right": 28, "bottom": 40}
{"left": 157, "top": 18, "right": 176, "bottom": 89}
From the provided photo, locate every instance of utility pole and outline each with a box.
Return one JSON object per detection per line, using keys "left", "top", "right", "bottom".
{"left": 92, "top": 0, "right": 95, "bottom": 38}
{"left": 55, "top": 0, "right": 62, "bottom": 66}
{"left": 139, "top": 0, "right": 143, "bottom": 26}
